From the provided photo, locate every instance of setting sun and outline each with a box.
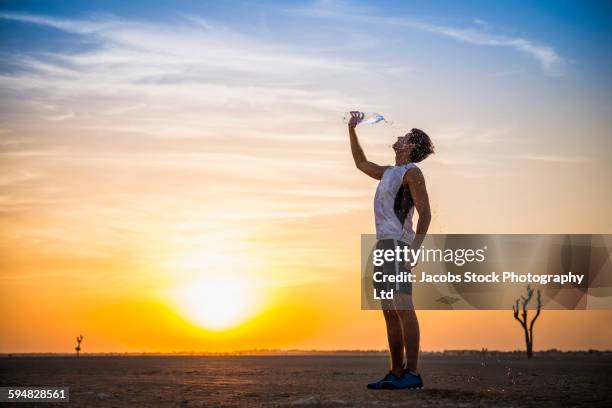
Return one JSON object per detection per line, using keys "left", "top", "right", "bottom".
{"left": 165, "top": 248, "right": 263, "bottom": 330}
{"left": 173, "top": 277, "right": 258, "bottom": 330}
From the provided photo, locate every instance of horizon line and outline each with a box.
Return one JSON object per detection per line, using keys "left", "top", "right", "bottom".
{"left": 2, "top": 348, "right": 610, "bottom": 357}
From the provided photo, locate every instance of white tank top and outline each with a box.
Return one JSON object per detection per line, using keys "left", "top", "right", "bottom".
{"left": 374, "top": 163, "right": 417, "bottom": 243}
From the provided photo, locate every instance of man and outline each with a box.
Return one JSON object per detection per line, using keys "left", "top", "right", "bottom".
{"left": 347, "top": 111, "right": 434, "bottom": 390}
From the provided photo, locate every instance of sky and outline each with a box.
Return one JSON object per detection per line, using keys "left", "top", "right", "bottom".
{"left": 1, "top": 0, "right": 612, "bottom": 353}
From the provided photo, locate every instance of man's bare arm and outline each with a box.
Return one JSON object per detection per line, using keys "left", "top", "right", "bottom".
{"left": 348, "top": 112, "right": 388, "bottom": 180}
{"left": 404, "top": 167, "right": 431, "bottom": 249}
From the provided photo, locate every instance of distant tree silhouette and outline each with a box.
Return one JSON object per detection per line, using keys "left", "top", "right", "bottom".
{"left": 75, "top": 334, "right": 84, "bottom": 358}
{"left": 512, "top": 285, "right": 541, "bottom": 358}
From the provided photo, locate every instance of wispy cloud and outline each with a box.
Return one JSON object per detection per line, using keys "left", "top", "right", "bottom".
{"left": 288, "top": 0, "right": 566, "bottom": 75}
{"left": 43, "top": 113, "right": 74, "bottom": 121}
{"left": 408, "top": 21, "right": 564, "bottom": 75}
{"left": 0, "top": 11, "right": 369, "bottom": 78}
{"left": 472, "top": 18, "right": 491, "bottom": 29}
{"left": 0, "top": 12, "right": 120, "bottom": 34}
{"left": 0, "top": 11, "right": 400, "bottom": 146}
{"left": 524, "top": 154, "right": 590, "bottom": 163}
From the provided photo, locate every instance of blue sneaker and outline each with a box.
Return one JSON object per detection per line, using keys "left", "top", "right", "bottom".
{"left": 366, "top": 371, "right": 400, "bottom": 389}
{"left": 382, "top": 371, "right": 424, "bottom": 390}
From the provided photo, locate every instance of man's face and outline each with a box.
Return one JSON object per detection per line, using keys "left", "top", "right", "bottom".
{"left": 392, "top": 133, "right": 414, "bottom": 154}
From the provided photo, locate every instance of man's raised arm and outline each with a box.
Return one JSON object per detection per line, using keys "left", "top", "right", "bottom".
{"left": 348, "top": 111, "right": 388, "bottom": 180}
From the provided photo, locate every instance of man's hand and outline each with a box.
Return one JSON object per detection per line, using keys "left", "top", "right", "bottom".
{"left": 348, "top": 111, "right": 388, "bottom": 180}
{"left": 348, "top": 111, "right": 364, "bottom": 129}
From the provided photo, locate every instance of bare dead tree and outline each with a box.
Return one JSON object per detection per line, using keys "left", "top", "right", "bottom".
{"left": 512, "top": 285, "right": 541, "bottom": 358}
{"left": 75, "top": 334, "right": 84, "bottom": 358}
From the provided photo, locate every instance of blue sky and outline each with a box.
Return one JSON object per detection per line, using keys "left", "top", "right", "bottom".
{"left": 1, "top": 0, "right": 611, "bottom": 74}
{"left": 1, "top": 1, "right": 611, "bottom": 104}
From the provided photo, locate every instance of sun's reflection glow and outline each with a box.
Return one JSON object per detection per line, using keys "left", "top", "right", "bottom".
{"left": 167, "top": 247, "right": 263, "bottom": 330}
{"left": 173, "top": 276, "right": 257, "bottom": 330}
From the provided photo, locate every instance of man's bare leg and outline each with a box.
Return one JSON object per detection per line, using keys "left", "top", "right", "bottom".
{"left": 397, "top": 308, "right": 420, "bottom": 373}
{"left": 383, "top": 309, "right": 404, "bottom": 376}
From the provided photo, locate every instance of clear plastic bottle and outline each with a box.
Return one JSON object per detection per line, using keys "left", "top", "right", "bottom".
{"left": 343, "top": 111, "right": 392, "bottom": 126}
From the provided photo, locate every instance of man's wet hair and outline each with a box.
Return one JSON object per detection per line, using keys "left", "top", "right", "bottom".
{"left": 407, "top": 128, "right": 434, "bottom": 163}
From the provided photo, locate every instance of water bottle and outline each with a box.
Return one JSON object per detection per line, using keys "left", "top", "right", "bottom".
{"left": 343, "top": 111, "right": 392, "bottom": 126}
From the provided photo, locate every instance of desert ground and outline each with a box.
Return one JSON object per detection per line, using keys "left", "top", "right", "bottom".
{"left": 1, "top": 352, "right": 611, "bottom": 407}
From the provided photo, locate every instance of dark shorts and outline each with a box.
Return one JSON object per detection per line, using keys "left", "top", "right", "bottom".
{"left": 373, "top": 239, "right": 413, "bottom": 295}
